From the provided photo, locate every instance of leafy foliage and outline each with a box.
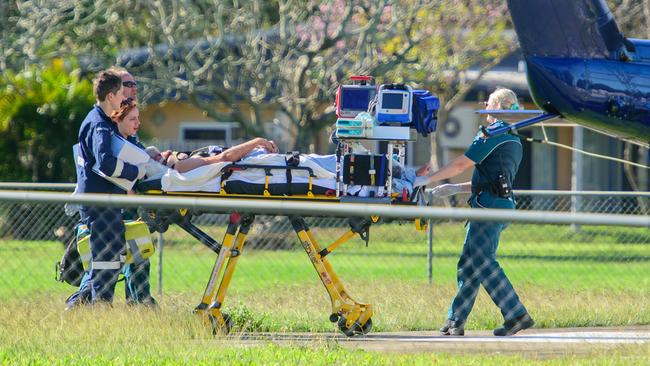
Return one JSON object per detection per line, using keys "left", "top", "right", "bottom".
{"left": 1, "top": 1, "right": 517, "bottom": 152}
{"left": 0, "top": 61, "right": 94, "bottom": 182}
{"left": 1, "top": 1, "right": 647, "bottom": 157}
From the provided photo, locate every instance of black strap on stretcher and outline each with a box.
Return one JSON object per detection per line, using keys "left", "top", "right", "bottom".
{"left": 285, "top": 151, "right": 300, "bottom": 196}
{"left": 221, "top": 162, "right": 316, "bottom": 196}
{"left": 221, "top": 163, "right": 316, "bottom": 178}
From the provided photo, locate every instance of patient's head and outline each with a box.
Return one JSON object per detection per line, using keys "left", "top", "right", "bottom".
{"left": 111, "top": 97, "right": 140, "bottom": 138}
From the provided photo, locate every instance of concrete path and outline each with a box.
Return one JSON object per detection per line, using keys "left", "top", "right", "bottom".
{"left": 235, "top": 326, "right": 650, "bottom": 355}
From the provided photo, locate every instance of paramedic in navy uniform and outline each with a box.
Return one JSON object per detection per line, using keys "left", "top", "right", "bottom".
{"left": 418, "top": 88, "right": 534, "bottom": 336}
{"left": 109, "top": 66, "right": 157, "bottom": 306}
{"left": 65, "top": 70, "right": 146, "bottom": 308}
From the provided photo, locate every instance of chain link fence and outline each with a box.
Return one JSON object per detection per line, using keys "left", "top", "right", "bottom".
{"left": 0, "top": 187, "right": 648, "bottom": 332}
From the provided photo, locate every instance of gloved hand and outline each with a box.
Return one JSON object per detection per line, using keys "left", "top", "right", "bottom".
{"left": 430, "top": 183, "right": 463, "bottom": 197}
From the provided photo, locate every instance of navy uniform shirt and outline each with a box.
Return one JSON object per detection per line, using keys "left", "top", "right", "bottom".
{"left": 464, "top": 120, "right": 522, "bottom": 209}
{"left": 77, "top": 105, "right": 141, "bottom": 194}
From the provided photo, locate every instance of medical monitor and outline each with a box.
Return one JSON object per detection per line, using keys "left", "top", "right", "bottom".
{"left": 336, "top": 84, "right": 377, "bottom": 118}
{"left": 377, "top": 84, "right": 412, "bottom": 124}
{"left": 380, "top": 93, "right": 405, "bottom": 109}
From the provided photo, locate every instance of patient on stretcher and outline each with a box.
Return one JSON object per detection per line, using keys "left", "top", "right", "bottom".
{"left": 140, "top": 143, "right": 423, "bottom": 197}
{"left": 145, "top": 137, "right": 278, "bottom": 173}
{"left": 111, "top": 102, "right": 423, "bottom": 196}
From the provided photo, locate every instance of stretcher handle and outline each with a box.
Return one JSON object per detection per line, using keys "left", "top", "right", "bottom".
{"left": 223, "top": 164, "right": 317, "bottom": 177}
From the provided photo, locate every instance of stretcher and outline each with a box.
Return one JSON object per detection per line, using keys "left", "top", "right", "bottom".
{"left": 136, "top": 149, "right": 428, "bottom": 337}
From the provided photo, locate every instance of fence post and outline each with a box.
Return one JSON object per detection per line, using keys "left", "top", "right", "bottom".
{"left": 428, "top": 191, "right": 434, "bottom": 285}
{"left": 157, "top": 232, "right": 164, "bottom": 297}
{"left": 571, "top": 126, "right": 584, "bottom": 232}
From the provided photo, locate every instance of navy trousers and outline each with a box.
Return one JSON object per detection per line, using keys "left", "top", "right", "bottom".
{"left": 447, "top": 220, "right": 528, "bottom": 322}
{"left": 66, "top": 206, "right": 124, "bottom": 305}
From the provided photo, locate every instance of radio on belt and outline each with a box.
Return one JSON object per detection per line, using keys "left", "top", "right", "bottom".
{"left": 376, "top": 84, "right": 413, "bottom": 124}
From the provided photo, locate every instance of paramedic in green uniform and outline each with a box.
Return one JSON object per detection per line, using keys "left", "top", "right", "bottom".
{"left": 418, "top": 88, "right": 534, "bottom": 337}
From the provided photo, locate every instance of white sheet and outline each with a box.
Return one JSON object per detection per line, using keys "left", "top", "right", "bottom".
{"left": 154, "top": 153, "right": 336, "bottom": 192}
{"left": 142, "top": 151, "right": 415, "bottom": 196}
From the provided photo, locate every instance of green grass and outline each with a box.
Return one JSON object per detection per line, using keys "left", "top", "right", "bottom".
{"left": 0, "top": 222, "right": 649, "bottom": 364}
{"left": 1, "top": 222, "right": 648, "bottom": 329}
{"left": 0, "top": 299, "right": 648, "bottom": 366}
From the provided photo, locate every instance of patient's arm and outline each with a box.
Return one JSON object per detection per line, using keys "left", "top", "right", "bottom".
{"left": 173, "top": 138, "right": 278, "bottom": 173}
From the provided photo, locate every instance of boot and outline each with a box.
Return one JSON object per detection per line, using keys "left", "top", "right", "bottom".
{"left": 493, "top": 313, "right": 534, "bottom": 336}
{"left": 439, "top": 319, "right": 465, "bottom": 336}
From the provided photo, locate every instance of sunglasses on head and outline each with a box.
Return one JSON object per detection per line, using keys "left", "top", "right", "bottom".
{"left": 120, "top": 97, "right": 135, "bottom": 107}
{"left": 122, "top": 81, "right": 137, "bottom": 88}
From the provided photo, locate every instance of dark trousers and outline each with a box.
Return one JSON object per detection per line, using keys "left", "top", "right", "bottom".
{"left": 447, "top": 220, "right": 528, "bottom": 322}
{"left": 66, "top": 206, "right": 124, "bottom": 305}
{"left": 124, "top": 260, "right": 156, "bottom": 305}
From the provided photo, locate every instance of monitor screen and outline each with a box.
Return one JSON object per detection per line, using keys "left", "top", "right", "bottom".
{"left": 381, "top": 93, "right": 404, "bottom": 109}
{"left": 341, "top": 88, "right": 374, "bottom": 110}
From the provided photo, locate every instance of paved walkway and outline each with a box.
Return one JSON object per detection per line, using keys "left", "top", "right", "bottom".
{"left": 236, "top": 326, "right": 650, "bottom": 355}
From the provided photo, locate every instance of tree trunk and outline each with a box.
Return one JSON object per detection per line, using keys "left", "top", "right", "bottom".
{"left": 293, "top": 124, "right": 317, "bottom": 152}
{"left": 643, "top": 0, "right": 650, "bottom": 38}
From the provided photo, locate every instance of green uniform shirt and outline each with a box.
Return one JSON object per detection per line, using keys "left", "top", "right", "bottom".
{"left": 464, "top": 121, "right": 522, "bottom": 209}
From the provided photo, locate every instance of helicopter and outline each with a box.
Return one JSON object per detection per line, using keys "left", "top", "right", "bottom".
{"left": 481, "top": 0, "right": 650, "bottom": 149}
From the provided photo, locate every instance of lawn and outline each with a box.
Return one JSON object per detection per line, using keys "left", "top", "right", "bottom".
{"left": 1, "top": 222, "right": 647, "bottom": 329}
{"left": 0, "top": 222, "right": 648, "bottom": 365}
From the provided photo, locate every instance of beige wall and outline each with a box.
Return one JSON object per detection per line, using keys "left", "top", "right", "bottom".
{"left": 445, "top": 148, "right": 474, "bottom": 184}
{"left": 139, "top": 102, "right": 277, "bottom": 141}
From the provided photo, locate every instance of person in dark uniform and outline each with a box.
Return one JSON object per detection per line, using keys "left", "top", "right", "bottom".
{"left": 109, "top": 67, "right": 157, "bottom": 306}
{"left": 65, "top": 70, "right": 146, "bottom": 308}
{"left": 418, "top": 88, "right": 534, "bottom": 337}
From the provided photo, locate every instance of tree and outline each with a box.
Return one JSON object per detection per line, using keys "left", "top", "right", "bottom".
{"left": 0, "top": 61, "right": 94, "bottom": 182}
{"left": 380, "top": 1, "right": 516, "bottom": 171}
{"left": 3, "top": 0, "right": 515, "bottom": 153}
{"left": 609, "top": 0, "right": 650, "bottom": 39}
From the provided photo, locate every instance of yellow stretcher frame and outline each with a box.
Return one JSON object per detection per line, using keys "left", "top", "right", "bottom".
{"left": 141, "top": 180, "right": 426, "bottom": 337}
{"left": 189, "top": 212, "right": 373, "bottom": 336}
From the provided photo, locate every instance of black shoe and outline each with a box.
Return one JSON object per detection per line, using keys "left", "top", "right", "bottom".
{"left": 126, "top": 296, "right": 158, "bottom": 308}
{"left": 493, "top": 313, "right": 534, "bottom": 336}
{"left": 64, "top": 292, "right": 90, "bottom": 311}
{"left": 439, "top": 319, "right": 465, "bottom": 336}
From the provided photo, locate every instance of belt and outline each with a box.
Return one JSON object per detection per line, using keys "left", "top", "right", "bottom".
{"left": 471, "top": 182, "right": 498, "bottom": 195}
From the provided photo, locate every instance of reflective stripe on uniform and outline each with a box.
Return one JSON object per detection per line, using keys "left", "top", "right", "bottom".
{"left": 134, "top": 236, "right": 151, "bottom": 245}
{"left": 111, "top": 159, "right": 124, "bottom": 177}
{"left": 91, "top": 261, "right": 121, "bottom": 270}
{"left": 80, "top": 253, "right": 91, "bottom": 263}
{"left": 120, "top": 254, "right": 127, "bottom": 263}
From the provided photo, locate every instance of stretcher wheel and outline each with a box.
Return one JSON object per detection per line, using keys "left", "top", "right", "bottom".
{"left": 337, "top": 317, "right": 356, "bottom": 337}
{"left": 360, "top": 318, "right": 372, "bottom": 335}
{"left": 209, "top": 313, "right": 233, "bottom": 335}
{"left": 337, "top": 317, "right": 372, "bottom": 337}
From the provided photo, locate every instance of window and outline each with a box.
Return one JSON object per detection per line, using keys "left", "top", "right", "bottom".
{"left": 183, "top": 128, "right": 226, "bottom": 141}
{"left": 179, "top": 122, "right": 242, "bottom": 146}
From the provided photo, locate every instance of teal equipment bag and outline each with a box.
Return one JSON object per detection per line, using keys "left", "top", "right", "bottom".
{"left": 411, "top": 90, "right": 439, "bottom": 137}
